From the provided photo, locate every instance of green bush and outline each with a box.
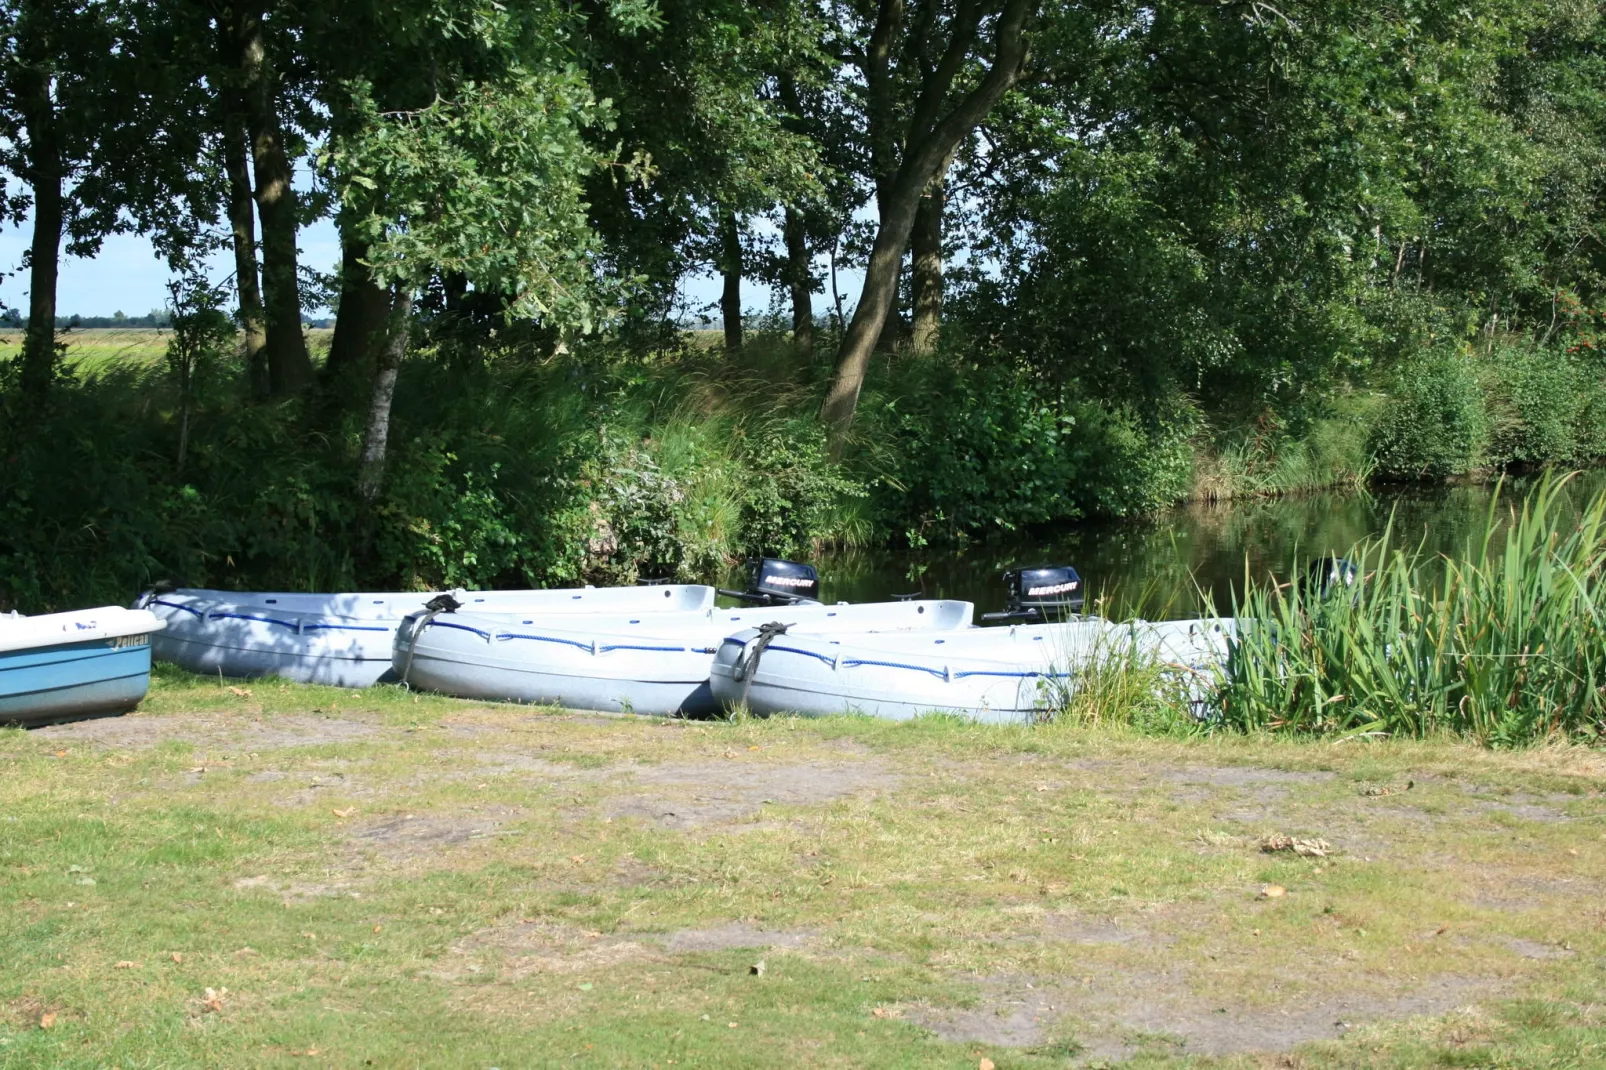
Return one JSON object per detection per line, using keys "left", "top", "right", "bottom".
{"left": 856, "top": 359, "right": 1195, "bottom": 543}
{"left": 1482, "top": 340, "right": 1606, "bottom": 467}
{"left": 1368, "top": 350, "right": 1488, "bottom": 479}
{"left": 738, "top": 419, "right": 865, "bottom": 559}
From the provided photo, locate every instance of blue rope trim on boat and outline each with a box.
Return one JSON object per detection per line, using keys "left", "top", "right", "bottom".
{"left": 492, "top": 631, "right": 692, "bottom": 655}
{"left": 430, "top": 620, "right": 492, "bottom": 640}
{"left": 296, "top": 621, "right": 393, "bottom": 633}
{"left": 150, "top": 599, "right": 204, "bottom": 617}
{"left": 151, "top": 600, "right": 392, "bottom": 633}
{"left": 731, "top": 641, "right": 1076, "bottom": 681}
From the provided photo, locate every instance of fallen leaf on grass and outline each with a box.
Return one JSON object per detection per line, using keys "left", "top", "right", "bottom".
{"left": 199, "top": 987, "right": 228, "bottom": 1013}
{"left": 1260, "top": 835, "right": 1331, "bottom": 858}
{"left": 170, "top": 952, "right": 184, "bottom": 963}
{"left": 1259, "top": 884, "right": 1287, "bottom": 899}
{"left": 114, "top": 961, "right": 139, "bottom": 969}
{"left": 38, "top": 1012, "right": 56, "bottom": 1030}
{"left": 227, "top": 686, "right": 253, "bottom": 697}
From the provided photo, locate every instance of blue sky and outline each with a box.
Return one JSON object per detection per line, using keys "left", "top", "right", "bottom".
{"left": 0, "top": 217, "right": 855, "bottom": 322}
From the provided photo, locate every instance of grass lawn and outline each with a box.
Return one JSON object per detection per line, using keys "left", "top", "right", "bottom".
{"left": 2, "top": 668, "right": 1603, "bottom": 1068}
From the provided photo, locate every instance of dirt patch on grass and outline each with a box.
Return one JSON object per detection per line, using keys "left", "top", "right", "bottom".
{"left": 436, "top": 918, "right": 815, "bottom": 982}
{"left": 1039, "top": 913, "right": 1160, "bottom": 948}
{"left": 33, "top": 711, "right": 379, "bottom": 750}
{"left": 911, "top": 969, "right": 1495, "bottom": 1060}
{"left": 1158, "top": 765, "right": 1337, "bottom": 790}
{"left": 601, "top": 759, "right": 900, "bottom": 830}
{"left": 348, "top": 807, "right": 525, "bottom": 863}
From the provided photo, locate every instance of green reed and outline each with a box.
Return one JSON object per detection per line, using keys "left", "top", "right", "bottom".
{"left": 1216, "top": 472, "right": 1606, "bottom": 744}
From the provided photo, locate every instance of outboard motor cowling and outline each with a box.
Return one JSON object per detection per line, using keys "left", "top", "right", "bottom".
{"left": 982, "top": 565, "right": 1085, "bottom": 623}
{"left": 717, "top": 558, "right": 822, "bottom": 606}
{"left": 1304, "top": 555, "right": 1359, "bottom": 597}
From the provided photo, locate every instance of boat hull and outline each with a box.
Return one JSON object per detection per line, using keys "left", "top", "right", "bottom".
{"left": 708, "top": 619, "right": 1234, "bottom": 722}
{"left": 140, "top": 585, "right": 719, "bottom": 687}
{"left": 396, "top": 600, "right": 977, "bottom": 715}
{"left": 0, "top": 635, "right": 155, "bottom": 727}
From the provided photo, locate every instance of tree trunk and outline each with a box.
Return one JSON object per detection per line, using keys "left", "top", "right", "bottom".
{"left": 357, "top": 288, "right": 413, "bottom": 501}
{"left": 236, "top": 3, "right": 312, "bottom": 395}
{"left": 17, "top": 44, "right": 61, "bottom": 397}
{"left": 821, "top": 0, "right": 1033, "bottom": 444}
{"left": 223, "top": 92, "right": 270, "bottom": 397}
{"left": 325, "top": 216, "right": 391, "bottom": 381}
{"left": 719, "top": 211, "right": 742, "bottom": 354}
{"left": 909, "top": 160, "right": 949, "bottom": 357}
{"left": 784, "top": 206, "right": 814, "bottom": 359}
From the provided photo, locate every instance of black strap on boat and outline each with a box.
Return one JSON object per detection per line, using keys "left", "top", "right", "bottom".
{"left": 397, "top": 593, "right": 463, "bottom": 689}
{"left": 732, "top": 621, "right": 789, "bottom": 710}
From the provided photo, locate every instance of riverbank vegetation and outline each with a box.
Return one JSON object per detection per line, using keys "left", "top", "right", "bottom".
{"left": 1215, "top": 474, "right": 1606, "bottom": 746}
{"left": 6, "top": 1, "right": 1606, "bottom": 610}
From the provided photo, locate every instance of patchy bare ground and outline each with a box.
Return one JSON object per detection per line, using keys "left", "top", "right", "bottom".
{"left": 601, "top": 757, "right": 900, "bottom": 829}
{"left": 33, "top": 708, "right": 382, "bottom": 749}
{"left": 10, "top": 693, "right": 1605, "bottom": 1066}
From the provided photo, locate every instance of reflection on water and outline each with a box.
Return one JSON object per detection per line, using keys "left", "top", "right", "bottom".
{"left": 803, "top": 472, "right": 1606, "bottom": 620}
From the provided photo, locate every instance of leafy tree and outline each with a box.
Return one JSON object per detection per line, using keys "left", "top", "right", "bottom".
{"left": 817, "top": 0, "right": 1035, "bottom": 443}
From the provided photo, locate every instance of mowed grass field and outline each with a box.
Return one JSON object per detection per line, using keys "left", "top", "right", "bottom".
{"left": 0, "top": 328, "right": 334, "bottom": 377}
{"left": 2, "top": 670, "right": 1603, "bottom": 1068}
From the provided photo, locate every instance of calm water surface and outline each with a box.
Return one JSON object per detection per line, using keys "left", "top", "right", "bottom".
{"left": 789, "top": 473, "right": 1606, "bottom": 620}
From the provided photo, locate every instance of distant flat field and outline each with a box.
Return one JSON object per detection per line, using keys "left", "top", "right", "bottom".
{"left": 0, "top": 327, "right": 334, "bottom": 376}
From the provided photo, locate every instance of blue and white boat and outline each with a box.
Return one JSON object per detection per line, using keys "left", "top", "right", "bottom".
{"left": 393, "top": 597, "right": 975, "bottom": 715}
{"left": 137, "top": 584, "right": 716, "bottom": 688}
{"left": 0, "top": 606, "right": 165, "bottom": 726}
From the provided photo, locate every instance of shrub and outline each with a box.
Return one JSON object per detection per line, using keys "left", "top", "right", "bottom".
{"left": 1368, "top": 350, "right": 1487, "bottom": 479}
{"left": 1482, "top": 339, "right": 1606, "bottom": 467}
{"left": 738, "top": 419, "right": 865, "bottom": 559}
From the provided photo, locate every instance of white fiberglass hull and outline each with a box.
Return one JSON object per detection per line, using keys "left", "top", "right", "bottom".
{"left": 394, "top": 600, "right": 975, "bottom": 715}
{"left": 708, "top": 618, "right": 1235, "bottom": 723}
{"left": 137, "top": 584, "right": 717, "bottom": 688}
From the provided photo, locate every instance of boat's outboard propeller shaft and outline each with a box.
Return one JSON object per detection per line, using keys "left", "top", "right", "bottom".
{"left": 717, "top": 558, "right": 822, "bottom": 607}
{"left": 981, "top": 565, "right": 1085, "bottom": 623}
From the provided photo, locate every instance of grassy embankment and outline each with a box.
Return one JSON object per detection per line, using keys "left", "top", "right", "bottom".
{"left": 1, "top": 672, "right": 1602, "bottom": 1068}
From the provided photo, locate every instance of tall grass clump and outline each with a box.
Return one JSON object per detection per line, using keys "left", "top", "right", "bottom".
{"left": 1217, "top": 473, "right": 1606, "bottom": 744}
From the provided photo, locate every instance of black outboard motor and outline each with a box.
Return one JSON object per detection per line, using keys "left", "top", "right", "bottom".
{"left": 1304, "top": 555, "right": 1359, "bottom": 597}
{"left": 717, "top": 558, "right": 822, "bottom": 607}
{"left": 981, "top": 565, "right": 1085, "bottom": 623}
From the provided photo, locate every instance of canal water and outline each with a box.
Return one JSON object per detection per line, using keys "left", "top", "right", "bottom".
{"left": 798, "top": 472, "right": 1606, "bottom": 621}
